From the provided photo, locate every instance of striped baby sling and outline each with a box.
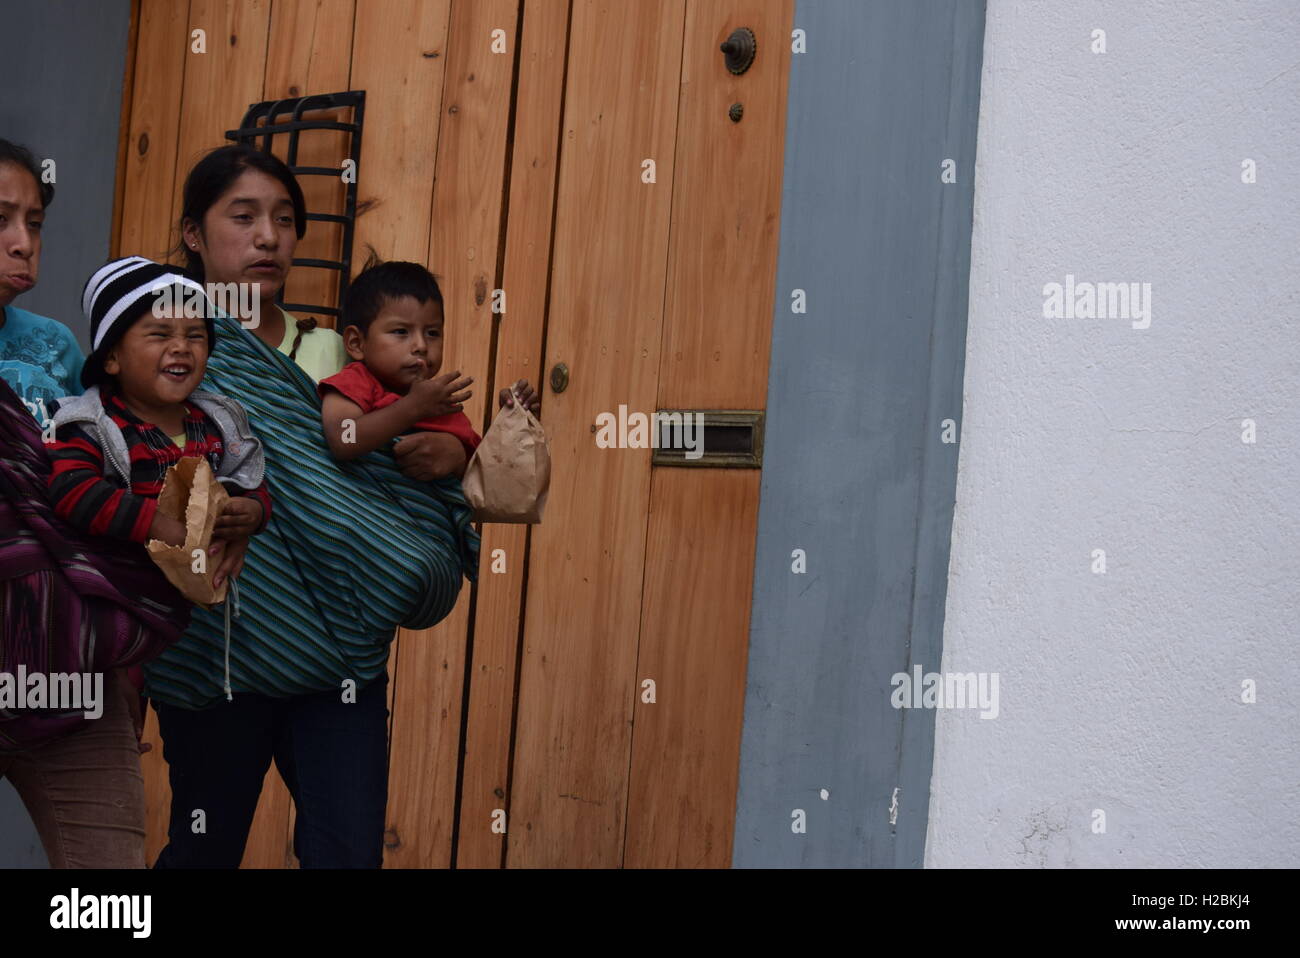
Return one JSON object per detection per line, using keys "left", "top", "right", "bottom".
{"left": 143, "top": 311, "right": 479, "bottom": 709}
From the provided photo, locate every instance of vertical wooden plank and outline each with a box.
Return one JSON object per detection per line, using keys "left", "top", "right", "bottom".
{"left": 116, "top": 0, "right": 191, "bottom": 263}
{"left": 138, "top": 705, "right": 169, "bottom": 866}
{"left": 237, "top": 766, "right": 295, "bottom": 869}
{"left": 348, "top": 0, "right": 452, "bottom": 264}
{"left": 456, "top": 0, "right": 571, "bottom": 869}
{"left": 624, "top": 0, "right": 793, "bottom": 868}
{"left": 346, "top": 0, "right": 455, "bottom": 865}
{"left": 426, "top": 0, "right": 517, "bottom": 434}
{"left": 506, "top": 0, "right": 687, "bottom": 868}
{"left": 626, "top": 470, "right": 760, "bottom": 866}
{"left": 171, "top": 0, "right": 274, "bottom": 221}
{"left": 109, "top": 0, "right": 142, "bottom": 260}
{"left": 383, "top": 0, "right": 519, "bottom": 869}
{"left": 264, "top": 0, "right": 357, "bottom": 325}
{"left": 264, "top": 0, "right": 356, "bottom": 105}
{"left": 656, "top": 0, "right": 790, "bottom": 408}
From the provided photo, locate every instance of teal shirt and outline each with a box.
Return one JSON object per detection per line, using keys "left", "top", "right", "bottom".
{"left": 0, "top": 304, "right": 85, "bottom": 421}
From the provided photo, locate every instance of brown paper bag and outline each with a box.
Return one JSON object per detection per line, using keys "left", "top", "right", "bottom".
{"left": 463, "top": 396, "right": 550, "bottom": 523}
{"left": 146, "top": 456, "right": 230, "bottom": 607}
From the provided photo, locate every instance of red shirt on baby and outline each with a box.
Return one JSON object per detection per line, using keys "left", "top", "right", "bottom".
{"left": 318, "top": 361, "right": 482, "bottom": 457}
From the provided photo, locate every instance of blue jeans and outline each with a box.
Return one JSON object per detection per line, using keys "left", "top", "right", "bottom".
{"left": 151, "top": 676, "right": 389, "bottom": 868}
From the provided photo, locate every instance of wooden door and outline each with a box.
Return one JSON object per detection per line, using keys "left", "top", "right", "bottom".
{"left": 498, "top": 0, "right": 792, "bottom": 868}
{"left": 115, "top": 0, "right": 791, "bottom": 868}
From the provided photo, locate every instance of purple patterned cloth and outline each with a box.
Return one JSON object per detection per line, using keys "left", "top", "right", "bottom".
{"left": 0, "top": 377, "right": 190, "bottom": 750}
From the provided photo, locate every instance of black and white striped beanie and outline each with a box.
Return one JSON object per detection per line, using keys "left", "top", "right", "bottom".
{"left": 80, "top": 256, "right": 215, "bottom": 388}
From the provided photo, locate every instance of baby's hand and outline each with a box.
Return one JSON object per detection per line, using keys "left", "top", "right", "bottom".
{"left": 499, "top": 379, "right": 541, "bottom": 417}
{"left": 409, "top": 369, "right": 474, "bottom": 419}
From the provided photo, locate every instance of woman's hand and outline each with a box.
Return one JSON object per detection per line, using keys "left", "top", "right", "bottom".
{"left": 393, "top": 430, "right": 469, "bottom": 481}
{"left": 213, "top": 496, "right": 263, "bottom": 540}
{"left": 499, "top": 378, "right": 541, "bottom": 417}
{"left": 208, "top": 535, "right": 252, "bottom": 590}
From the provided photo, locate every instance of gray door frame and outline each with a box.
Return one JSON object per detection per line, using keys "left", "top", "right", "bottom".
{"left": 733, "top": 0, "right": 987, "bottom": 868}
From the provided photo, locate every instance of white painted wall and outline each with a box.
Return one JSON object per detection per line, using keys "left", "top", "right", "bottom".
{"left": 927, "top": 0, "right": 1300, "bottom": 867}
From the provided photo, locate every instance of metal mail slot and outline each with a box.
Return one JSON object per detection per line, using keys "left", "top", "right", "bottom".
{"left": 650, "top": 410, "right": 765, "bottom": 468}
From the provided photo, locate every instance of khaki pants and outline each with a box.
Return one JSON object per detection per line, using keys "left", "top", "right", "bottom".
{"left": 0, "top": 670, "right": 146, "bottom": 868}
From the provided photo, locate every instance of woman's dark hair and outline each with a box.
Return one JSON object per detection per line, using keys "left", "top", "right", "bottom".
{"left": 0, "top": 138, "right": 54, "bottom": 209}
{"left": 341, "top": 253, "right": 444, "bottom": 336}
{"left": 177, "top": 144, "right": 307, "bottom": 278}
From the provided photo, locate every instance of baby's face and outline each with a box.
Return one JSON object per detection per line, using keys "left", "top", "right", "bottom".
{"left": 355, "top": 295, "right": 444, "bottom": 394}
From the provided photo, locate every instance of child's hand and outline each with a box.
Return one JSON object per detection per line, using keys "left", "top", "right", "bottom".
{"left": 148, "top": 512, "right": 187, "bottom": 547}
{"left": 212, "top": 497, "right": 263, "bottom": 541}
{"left": 499, "top": 379, "right": 541, "bottom": 417}
{"left": 409, "top": 369, "right": 474, "bottom": 419}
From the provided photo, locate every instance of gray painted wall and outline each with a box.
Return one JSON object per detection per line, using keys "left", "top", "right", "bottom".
{"left": 0, "top": 0, "right": 132, "bottom": 868}
{"left": 733, "top": 0, "right": 985, "bottom": 867}
{"left": 0, "top": 0, "right": 132, "bottom": 351}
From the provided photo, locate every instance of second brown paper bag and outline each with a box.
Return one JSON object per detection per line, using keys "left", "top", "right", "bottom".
{"left": 146, "top": 456, "right": 230, "bottom": 607}
{"left": 463, "top": 396, "right": 550, "bottom": 523}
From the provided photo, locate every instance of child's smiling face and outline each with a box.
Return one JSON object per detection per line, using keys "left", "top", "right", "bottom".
{"left": 103, "top": 310, "right": 209, "bottom": 409}
{"left": 347, "top": 295, "right": 444, "bottom": 394}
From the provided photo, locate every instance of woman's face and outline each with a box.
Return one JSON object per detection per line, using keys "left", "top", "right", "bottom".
{"left": 184, "top": 168, "right": 297, "bottom": 303}
{"left": 0, "top": 162, "right": 44, "bottom": 309}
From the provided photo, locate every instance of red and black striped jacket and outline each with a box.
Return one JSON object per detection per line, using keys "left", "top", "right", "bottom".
{"left": 45, "top": 384, "right": 272, "bottom": 544}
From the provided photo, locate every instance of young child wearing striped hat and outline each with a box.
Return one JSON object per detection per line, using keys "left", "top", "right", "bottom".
{"left": 44, "top": 256, "right": 272, "bottom": 591}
